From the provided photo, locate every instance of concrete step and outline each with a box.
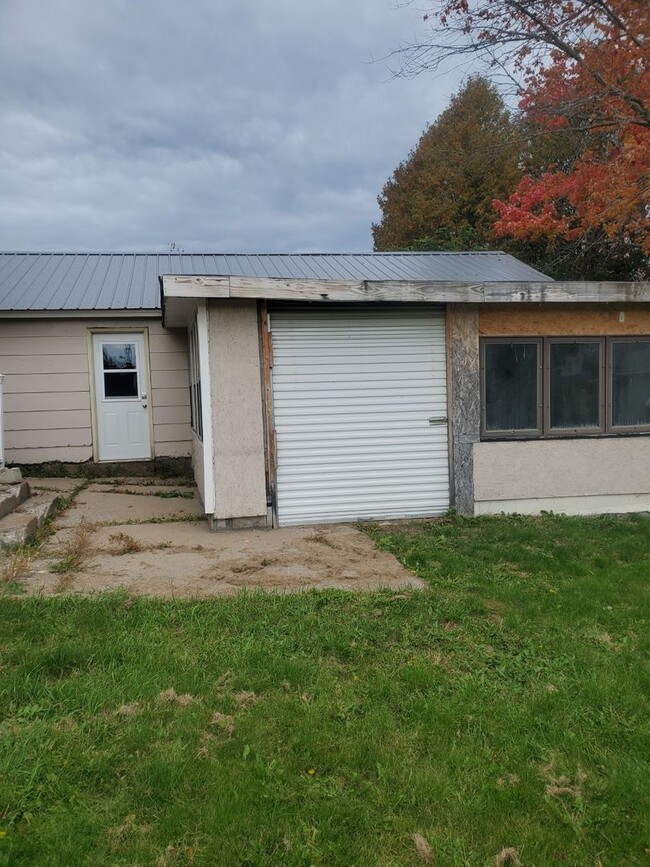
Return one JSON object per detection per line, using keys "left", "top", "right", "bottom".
{"left": 0, "top": 492, "right": 60, "bottom": 546}
{"left": 0, "top": 481, "right": 31, "bottom": 521}
{"left": 0, "top": 466, "right": 23, "bottom": 484}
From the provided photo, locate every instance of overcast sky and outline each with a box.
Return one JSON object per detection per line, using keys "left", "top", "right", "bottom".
{"left": 0, "top": 0, "right": 463, "bottom": 253}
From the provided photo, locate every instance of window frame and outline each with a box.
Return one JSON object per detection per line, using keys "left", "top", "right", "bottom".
{"left": 544, "top": 337, "right": 606, "bottom": 437}
{"left": 480, "top": 335, "right": 650, "bottom": 440}
{"left": 607, "top": 336, "right": 650, "bottom": 434}
{"left": 188, "top": 315, "right": 203, "bottom": 441}
{"left": 480, "top": 337, "right": 543, "bottom": 438}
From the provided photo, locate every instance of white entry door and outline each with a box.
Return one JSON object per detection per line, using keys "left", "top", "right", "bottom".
{"left": 271, "top": 306, "right": 450, "bottom": 526}
{"left": 92, "top": 333, "right": 152, "bottom": 461}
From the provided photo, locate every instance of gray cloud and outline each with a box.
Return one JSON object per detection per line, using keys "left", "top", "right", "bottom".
{"left": 0, "top": 0, "right": 462, "bottom": 252}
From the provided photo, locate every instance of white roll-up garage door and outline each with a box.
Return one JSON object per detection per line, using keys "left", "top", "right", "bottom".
{"left": 270, "top": 305, "right": 450, "bottom": 526}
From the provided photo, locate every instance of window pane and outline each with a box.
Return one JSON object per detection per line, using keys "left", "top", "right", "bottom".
{"left": 103, "top": 343, "right": 136, "bottom": 370}
{"left": 549, "top": 342, "right": 601, "bottom": 429}
{"left": 612, "top": 341, "right": 650, "bottom": 427}
{"left": 104, "top": 372, "right": 138, "bottom": 398}
{"left": 485, "top": 342, "right": 538, "bottom": 431}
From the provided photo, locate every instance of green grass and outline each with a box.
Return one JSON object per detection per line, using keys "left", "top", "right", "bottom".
{"left": 0, "top": 513, "right": 648, "bottom": 866}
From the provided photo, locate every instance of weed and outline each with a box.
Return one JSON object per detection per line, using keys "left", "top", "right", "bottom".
{"left": 2, "top": 546, "right": 35, "bottom": 583}
{"left": 108, "top": 533, "right": 144, "bottom": 555}
{"left": 98, "top": 487, "right": 195, "bottom": 499}
{"left": 1, "top": 514, "right": 58, "bottom": 584}
{"left": 97, "top": 514, "right": 205, "bottom": 527}
{"left": 49, "top": 520, "right": 96, "bottom": 576}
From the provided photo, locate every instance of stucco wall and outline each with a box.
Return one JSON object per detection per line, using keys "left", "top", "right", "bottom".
{"left": 0, "top": 317, "right": 191, "bottom": 464}
{"left": 474, "top": 437, "right": 650, "bottom": 514}
{"left": 208, "top": 300, "right": 267, "bottom": 522}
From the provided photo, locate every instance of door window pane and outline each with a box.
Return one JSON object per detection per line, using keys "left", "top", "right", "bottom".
{"left": 484, "top": 342, "right": 539, "bottom": 431}
{"left": 103, "top": 343, "right": 136, "bottom": 370}
{"left": 549, "top": 342, "right": 601, "bottom": 430}
{"left": 612, "top": 341, "right": 650, "bottom": 427}
{"left": 104, "top": 372, "right": 138, "bottom": 398}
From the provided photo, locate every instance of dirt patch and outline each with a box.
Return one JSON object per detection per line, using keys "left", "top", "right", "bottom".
{"left": 158, "top": 688, "right": 195, "bottom": 706}
{"left": 20, "top": 517, "right": 423, "bottom": 597}
{"left": 412, "top": 833, "right": 434, "bottom": 863}
{"left": 233, "top": 690, "right": 260, "bottom": 710}
{"left": 495, "top": 848, "right": 521, "bottom": 866}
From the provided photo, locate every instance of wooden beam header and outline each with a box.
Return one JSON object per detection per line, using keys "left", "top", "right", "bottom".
{"left": 162, "top": 274, "right": 650, "bottom": 305}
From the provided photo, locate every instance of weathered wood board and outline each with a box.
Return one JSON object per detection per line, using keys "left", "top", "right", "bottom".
{"left": 162, "top": 274, "right": 650, "bottom": 304}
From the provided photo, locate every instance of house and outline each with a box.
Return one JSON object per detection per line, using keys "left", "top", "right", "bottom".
{"left": 0, "top": 251, "right": 648, "bottom": 526}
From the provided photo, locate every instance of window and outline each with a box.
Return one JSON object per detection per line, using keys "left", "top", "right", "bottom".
{"left": 188, "top": 317, "right": 203, "bottom": 440}
{"left": 610, "top": 339, "right": 650, "bottom": 430}
{"left": 481, "top": 336, "right": 650, "bottom": 438}
{"left": 547, "top": 339, "right": 603, "bottom": 432}
{"left": 482, "top": 340, "right": 541, "bottom": 434}
{"left": 102, "top": 342, "right": 139, "bottom": 399}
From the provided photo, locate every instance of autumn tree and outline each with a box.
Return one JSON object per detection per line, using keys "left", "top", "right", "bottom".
{"left": 372, "top": 77, "right": 521, "bottom": 251}
{"left": 491, "top": 16, "right": 649, "bottom": 277}
{"left": 390, "top": 0, "right": 649, "bottom": 278}
{"left": 393, "top": 1, "right": 648, "bottom": 130}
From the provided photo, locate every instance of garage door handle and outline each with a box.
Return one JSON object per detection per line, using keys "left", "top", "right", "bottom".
{"left": 429, "top": 417, "right": 447, "bottom": 426}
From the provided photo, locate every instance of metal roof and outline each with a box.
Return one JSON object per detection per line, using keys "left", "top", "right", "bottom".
{"left": 0, "top": 252, "right": 552, "bottom": 312}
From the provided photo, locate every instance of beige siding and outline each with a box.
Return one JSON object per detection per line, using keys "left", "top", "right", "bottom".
{"left": 0, "top": 317, "right": 191, "bottom": 465}
{"left": 473, "top": 437, "right": 650, "bottom": 514}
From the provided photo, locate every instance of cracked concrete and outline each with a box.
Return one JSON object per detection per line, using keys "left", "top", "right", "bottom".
{"left": 17, "top": 478, "right": 423, "bottom": 597}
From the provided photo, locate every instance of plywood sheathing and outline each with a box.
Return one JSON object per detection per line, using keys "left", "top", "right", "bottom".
{"left": 480, "top": 304, "right": 650, "bottom": 336}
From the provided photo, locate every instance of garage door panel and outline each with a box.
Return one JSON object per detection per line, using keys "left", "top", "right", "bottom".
{"left": 271, "top": 305, "right": 450, "bottom": 526}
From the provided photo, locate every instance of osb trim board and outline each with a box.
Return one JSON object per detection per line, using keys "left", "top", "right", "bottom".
{"left": 480, "top": 304, "right": 650, "bottom": 336}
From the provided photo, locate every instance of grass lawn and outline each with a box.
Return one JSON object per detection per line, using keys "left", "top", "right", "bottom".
{"left": 0, "top": 513, "right": 648, "bottom": 866}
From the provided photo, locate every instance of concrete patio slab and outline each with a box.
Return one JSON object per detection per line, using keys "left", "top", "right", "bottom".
{"left": 55, "top": 489, "right": 204, "bottom": 527}
{"left": 14, "top": 477, "right": 422, "bottom": 597}
{"left": 25, "top": 522, "right": 423, "bottom": 597}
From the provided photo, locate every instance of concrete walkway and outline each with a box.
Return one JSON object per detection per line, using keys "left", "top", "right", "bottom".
{"left": 17, "top": 477, "right": 423, "bottom": 597}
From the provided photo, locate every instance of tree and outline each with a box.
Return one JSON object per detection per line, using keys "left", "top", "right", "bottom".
{"left": 491, "top": 36, "right": 649, "bottom": 274}
{"left": 393, "top": 2, "right": 649, "bottom": 131}
{"left": 373, "top": 77, "right": 521, "bottom": 251}
{"left": 390, "top": 1, "right": 649, "bottom": 277}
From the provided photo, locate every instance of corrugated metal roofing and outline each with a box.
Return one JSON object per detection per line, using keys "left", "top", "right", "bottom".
{"left": 0, "top": 252, "right": 552, "bottom": 312}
